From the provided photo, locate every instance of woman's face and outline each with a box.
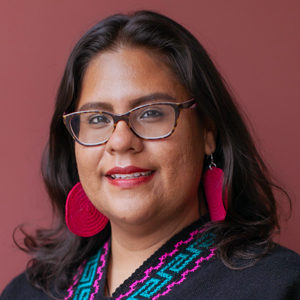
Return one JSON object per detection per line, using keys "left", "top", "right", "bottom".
{"left": 75, "top": 48, "right": 215, "bottom": 229}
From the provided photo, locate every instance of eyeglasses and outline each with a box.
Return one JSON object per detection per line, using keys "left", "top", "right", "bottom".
{"left": 63, "top": 99, "right": 196, "bottom": 146}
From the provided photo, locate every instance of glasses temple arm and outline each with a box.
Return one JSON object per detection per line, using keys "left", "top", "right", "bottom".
{"left": 179, "top": 99, "right": 196, "bottom": 109}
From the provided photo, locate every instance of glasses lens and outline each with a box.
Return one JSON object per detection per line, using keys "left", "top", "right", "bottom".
{"left": 130, "top": 104, "right": 175, "bottom": 138}
{"left": 70, "top": 112, "right": 114, "bottom": 145}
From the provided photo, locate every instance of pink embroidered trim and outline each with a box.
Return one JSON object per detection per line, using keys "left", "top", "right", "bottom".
{"left": 152, "top": 248, "right": 216, "bottom": 299}
{"left": 116, "top": 228, "right": 206, "bottom": 300}
{"left": 64, "top": 259, "right": 87, "bottom": 300}
{"left": 89, "top": 241, "right": 109, "bottom": 300}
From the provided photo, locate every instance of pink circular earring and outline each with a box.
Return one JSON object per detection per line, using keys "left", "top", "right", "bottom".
{"left": 65, "top": 182, "right": 109, "bottom": 237}
{"left": 202, "top": 152, "right": 227, "bottom": 221}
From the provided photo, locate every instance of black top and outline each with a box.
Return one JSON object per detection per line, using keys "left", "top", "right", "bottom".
{"left": 1, "top": 217, "right": 300, "bottom": 300}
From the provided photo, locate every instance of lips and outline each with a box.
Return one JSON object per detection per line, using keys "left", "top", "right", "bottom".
{"left": 110, "top": 170, "right": 153, "bottom": 179}
{"left": 106, "top": 166, "right": 153, "bottom": 178}
{"left": 105, "top": 166, "right": 155, "bottom": 188}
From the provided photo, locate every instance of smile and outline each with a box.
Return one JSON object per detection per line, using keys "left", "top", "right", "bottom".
{"left": 110, "top": 171, "right": 154, "bottom": 180}
{"left": 105, "top": 166, "right": 155, "bottom": 188}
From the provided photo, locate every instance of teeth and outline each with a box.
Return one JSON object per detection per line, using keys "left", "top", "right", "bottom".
{"left": 110, "top": 171, "right": 152, "bottom": 179}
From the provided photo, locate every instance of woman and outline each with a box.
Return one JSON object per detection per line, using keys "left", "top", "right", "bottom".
{"left": 1, "top": 10, "right": 300, "bottom": 300}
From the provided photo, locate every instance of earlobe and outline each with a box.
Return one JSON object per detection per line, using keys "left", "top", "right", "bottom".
{"left": 204, "top": 130, "right": 216, "bottom": 155}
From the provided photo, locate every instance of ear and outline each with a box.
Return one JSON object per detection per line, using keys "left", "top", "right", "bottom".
{"left": 204, "top": 131, "right": 215, "bottom": 155}
{"left": 203, "top": 122, "right": 216, "bottom": 155}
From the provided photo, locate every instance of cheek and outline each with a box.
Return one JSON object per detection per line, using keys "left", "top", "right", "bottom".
{"left": 153, "top": 132, "right": 204, "bottom": 181}
{"left": 75, "top": 145, "right": 105, "bottom": 182}
{"left": 164, "top": 123, "right": 205, "bottom": 181}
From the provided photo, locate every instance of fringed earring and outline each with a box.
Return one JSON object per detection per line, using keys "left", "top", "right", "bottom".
{"left": 65, "top": 182, "right": 109, "bottom": 237}
{"left": 202, "top": 152, "right": 227, "bottom": 221}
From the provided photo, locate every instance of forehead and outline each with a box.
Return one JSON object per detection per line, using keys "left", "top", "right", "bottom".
{"left": 77, "top": 48, "right": 189, "bottom": 112}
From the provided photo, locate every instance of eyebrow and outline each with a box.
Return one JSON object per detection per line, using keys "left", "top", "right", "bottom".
{"left": 78, "top": 93, "right": 177, "bottom": 112}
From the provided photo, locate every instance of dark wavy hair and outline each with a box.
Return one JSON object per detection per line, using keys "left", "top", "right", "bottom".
{"left": 16, "top": 10, "right": 290, "bottom": 297}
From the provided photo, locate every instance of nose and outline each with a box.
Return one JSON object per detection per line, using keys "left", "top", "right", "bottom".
{"left": 105, "top": 120, "right": 143, "bottom": 155}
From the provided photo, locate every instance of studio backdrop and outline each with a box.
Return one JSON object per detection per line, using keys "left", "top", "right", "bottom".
{"left": 1, "top": 0, "right": 299, "bottom": 292}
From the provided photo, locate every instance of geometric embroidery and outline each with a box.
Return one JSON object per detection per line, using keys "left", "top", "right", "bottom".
{"left": 65, "top": 260, "right": 87, "bottom": 300}
{"left": 72, "top": 250, "right": 100, "bottom": 300}
{"left": 117, "top": 230, "right": 215, "bottom": 300}
{"left": 65, "top": 241, "right": 109, "bottom": 300}
{"left": 66, "top": 219, "right": 215, "bottom": 300}
{"left": 90, "top": 241, "right": 109, "bottom": 300}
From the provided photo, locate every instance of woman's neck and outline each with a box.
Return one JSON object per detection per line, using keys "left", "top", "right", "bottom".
{"left": 106, "top": 207, "right": 203, "bottom": 295}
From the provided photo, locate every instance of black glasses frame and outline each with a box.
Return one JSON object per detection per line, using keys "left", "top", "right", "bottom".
{"left": 63, "top": 99, "right": 196, "bottom": 146}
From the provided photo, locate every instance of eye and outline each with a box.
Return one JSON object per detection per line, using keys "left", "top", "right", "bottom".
{"left": 139, "top": 109, "right": 164, "bottom": 119}
{"left": 88, "top": 114, "right": 111, "bottom": 125}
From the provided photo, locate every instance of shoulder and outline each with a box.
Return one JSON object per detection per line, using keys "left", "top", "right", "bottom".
{"left": 201, "top": 243, "right": 300, "bottom": 299}
{"left": 0, "top": 271, "right": 53, "bottom": 300}
{"left": 243, "top": 244, "right": 300, "bottom": 298}
{"left": 263, "top": 244, "right": 300, "bottom": 272}
{"left": 253, "top": 243, "right": 300, "bottom": 284}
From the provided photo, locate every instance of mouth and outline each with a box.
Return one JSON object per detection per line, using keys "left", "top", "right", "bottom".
{"left": 105, "top": 166, "right": 155, "bottom": 187}
{"left": 109, "top": 170, "right": 154, "bottom": 180}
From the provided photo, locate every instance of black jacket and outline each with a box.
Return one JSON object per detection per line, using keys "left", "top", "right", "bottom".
{"left": 1, "top": 219, "right": 300, "bottom": 300}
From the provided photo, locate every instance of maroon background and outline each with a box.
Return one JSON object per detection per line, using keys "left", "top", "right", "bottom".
{"left": 1, "top": 1, "right": 299, "bottom": 292}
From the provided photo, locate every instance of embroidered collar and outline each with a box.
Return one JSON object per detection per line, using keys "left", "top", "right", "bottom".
{"left": 65, "top": 215, "right": 215, "bottom": 300}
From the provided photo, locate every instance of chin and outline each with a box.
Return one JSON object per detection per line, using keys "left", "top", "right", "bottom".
{"left": 108, "top": 207, "right": 155, "bottom": 227}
